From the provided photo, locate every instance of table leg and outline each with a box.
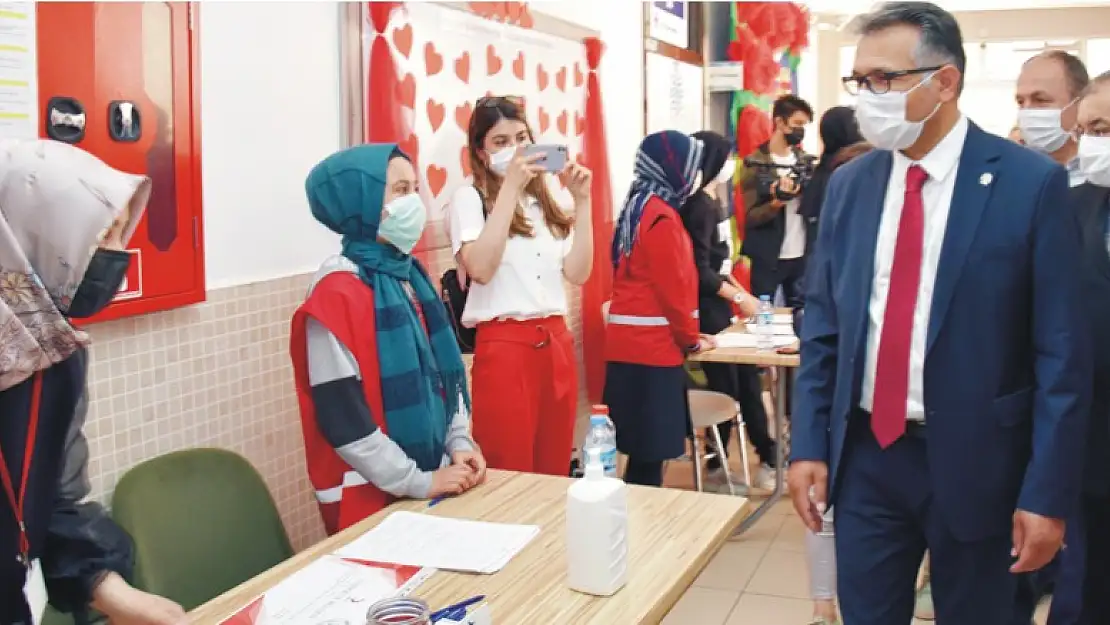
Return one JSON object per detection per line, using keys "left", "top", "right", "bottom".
{"left": 731, "top": 365, "right": 788, "bottom": 537}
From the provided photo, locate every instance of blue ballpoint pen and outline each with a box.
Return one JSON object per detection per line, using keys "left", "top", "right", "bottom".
{"left": 427, "top": 496, "right": 446, "bottom": 508}
{"left": 429, "top": 595, "right": 487, "bottom": 622}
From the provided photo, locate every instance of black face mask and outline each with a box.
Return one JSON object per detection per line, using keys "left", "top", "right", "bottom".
{"left": 784, "top": 127, "right": 805, "bottom": 146}
{"left": 67, "top": 249, "right": 131, "bottom": 318}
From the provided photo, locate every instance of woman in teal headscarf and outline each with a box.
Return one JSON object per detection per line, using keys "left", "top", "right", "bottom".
{"left": 289, "top": 143, "right": 486, "bottom": 535}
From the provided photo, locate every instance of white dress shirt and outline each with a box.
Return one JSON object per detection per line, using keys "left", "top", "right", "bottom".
{"left": 860, "top": 115, "right": 969, "bottom": 421}
{"left": 773, "top": 151, "right": 807, "bottom": 260}
{"left": 448, "top": 185, "right": 573, "bottom": 327}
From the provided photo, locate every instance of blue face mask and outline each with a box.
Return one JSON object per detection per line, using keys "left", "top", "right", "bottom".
{"left": 378, "top": 192, "right": 428, "bottom": 254}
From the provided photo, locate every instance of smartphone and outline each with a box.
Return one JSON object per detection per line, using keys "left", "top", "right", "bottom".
{"left": 523, "top": 144, "right": 568, "bottom": 173}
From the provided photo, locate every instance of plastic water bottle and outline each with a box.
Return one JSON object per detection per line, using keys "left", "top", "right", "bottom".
{"left": 566, "top": 447, "right": 629, "bottom": 596}
{"left": 805, "top": 503, "right": 837, "bottom": 601}
{"left": 583, "top": 405, "right": 617, "bottom": 478}
{"left": 756, "top": 295, "right": 775, "bottom": 351}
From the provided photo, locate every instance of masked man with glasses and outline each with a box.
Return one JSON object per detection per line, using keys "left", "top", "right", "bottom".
{"left": 787, "top": 3, "right": 1090, "bottom": 623}
{"left": 1016, "top": 51, "right": 1090, "bottom": 187}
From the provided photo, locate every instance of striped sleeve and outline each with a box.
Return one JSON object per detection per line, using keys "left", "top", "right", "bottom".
{"left": 305, "top": 317, "right": 433, "bottom": 499}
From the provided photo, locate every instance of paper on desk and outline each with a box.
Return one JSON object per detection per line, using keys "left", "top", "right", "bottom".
{"left": 733, "top": 313, "right": 794, "bottom": 325}
{"left": 220, "top": 556, "right": 432, "bottom": 625}
{"left": 713, "top": 332, "right": 797, "bottom": 349}
{"left": 335, "top": 511, "right": 539, "bottom": 575}
{"left": 744, "top": 323, "right": 796, "bottom": 336}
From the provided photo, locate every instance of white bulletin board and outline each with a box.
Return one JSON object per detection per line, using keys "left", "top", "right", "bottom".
{"left": 644, "top": 51, "right": 704, "bottom": 136}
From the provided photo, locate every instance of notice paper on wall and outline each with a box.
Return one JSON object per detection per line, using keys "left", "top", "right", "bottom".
{"left": 0, "top": 2, "right": 37, "bottom": 140}
{"left": 335, "top": 511, "right": 540, "bottom": 575}
{"left": 219, "top": 557, "right": 432, "bottom": 625}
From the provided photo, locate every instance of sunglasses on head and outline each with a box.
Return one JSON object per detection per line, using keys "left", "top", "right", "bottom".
{"left": 476, "top": 95, "right": 525, "bottom": 109}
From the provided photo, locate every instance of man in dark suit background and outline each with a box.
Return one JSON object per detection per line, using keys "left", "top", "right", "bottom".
{"left": 1060, "top": 69, "right": 1110, "bottom": 623}
{"left": 740, "top": 94, "right": 814, "bottom": 307}
{"left": 787, "top": 3, "right": 1091, "bottom": 624}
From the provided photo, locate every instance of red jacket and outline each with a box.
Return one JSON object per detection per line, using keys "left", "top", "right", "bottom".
{"left": 290, "top": 272, "right": 392, "bottom": 535}
{"left": 605, "top": 196, "right": 700, "bottom": 367}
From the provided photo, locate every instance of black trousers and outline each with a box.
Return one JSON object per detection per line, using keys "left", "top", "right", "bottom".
{"left": 624, "top": 457, "right": 664, "bottom": 487}
{"left": 750, "top": 256, "right": 806, "bottom": 308}
{"left": 700, "top": 362, "right": 777, "bottom": 467}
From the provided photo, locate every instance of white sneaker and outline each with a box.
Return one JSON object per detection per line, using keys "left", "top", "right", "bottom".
{"left": 756, "top": 464, "right": 779, "bottom": 491}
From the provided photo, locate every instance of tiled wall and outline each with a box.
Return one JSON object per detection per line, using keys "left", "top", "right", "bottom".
{"left": 81, "top": 235, "right": 586, "bottom": 552}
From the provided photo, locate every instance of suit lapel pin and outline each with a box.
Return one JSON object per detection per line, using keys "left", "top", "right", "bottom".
{"left": 979, "top": 172, "right": 993, "bottom": 186}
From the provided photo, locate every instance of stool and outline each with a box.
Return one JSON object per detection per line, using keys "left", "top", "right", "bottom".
{"left": 688, "top": 389, "right": 751, "bottom": 495}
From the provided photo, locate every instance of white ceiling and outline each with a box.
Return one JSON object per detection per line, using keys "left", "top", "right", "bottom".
{"left": 804, "top": 0, "right": 1110, "bottom": 16}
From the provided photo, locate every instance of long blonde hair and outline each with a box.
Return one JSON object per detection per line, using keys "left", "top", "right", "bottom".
{"left": 466, "top": 97, "right": 573, "bottom": 239}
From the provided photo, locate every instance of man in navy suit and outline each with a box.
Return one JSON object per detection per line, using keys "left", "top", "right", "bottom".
{"left": 787, "top": 3, "right": 1092, "bottom": 624}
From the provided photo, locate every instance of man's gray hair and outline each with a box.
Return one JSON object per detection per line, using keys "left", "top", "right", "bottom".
{"left": 852, "top": 1, "right": 967, "bottom": 93}
{"left": 1082, "top": 69, "right": 1110, "bottom": 99}
{"left": 1026, "top": 50, "right": 1089, "bottom": 99}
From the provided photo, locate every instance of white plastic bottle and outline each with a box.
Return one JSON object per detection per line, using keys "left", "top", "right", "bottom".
{"left": 756, "top": 294, "right": 775, "bottom": 351}
{"left": 566, "top": 448, "right": 629, "bottom": 596}
{"left": 583, "top": 405, "right": 618, "bottom": 478}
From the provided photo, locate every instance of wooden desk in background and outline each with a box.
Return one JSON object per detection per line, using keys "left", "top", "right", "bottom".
{"left": 689, "top": 314, "right": 800, "bottom": 537}
{"left": 189, "top": 470, "right": 747, "bottom": 625}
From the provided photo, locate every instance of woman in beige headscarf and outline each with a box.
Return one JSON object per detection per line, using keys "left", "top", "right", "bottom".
{"left": 0, "top": 140, "right": 183, "bottom": 624}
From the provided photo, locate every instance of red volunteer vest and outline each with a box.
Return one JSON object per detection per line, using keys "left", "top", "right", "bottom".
{"left": 290, "top": 272, "right": 392, "bottom": 535}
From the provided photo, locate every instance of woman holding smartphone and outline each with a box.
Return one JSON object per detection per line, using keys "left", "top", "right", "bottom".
{"left": 448, "top": 96, "right": 593, "bottom": 476}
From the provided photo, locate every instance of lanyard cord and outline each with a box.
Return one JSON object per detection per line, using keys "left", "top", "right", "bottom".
{"left": 0, "top": 371, "right": 43, "bottom": 564}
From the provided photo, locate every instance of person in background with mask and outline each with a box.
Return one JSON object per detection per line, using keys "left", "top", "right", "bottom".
{"left": 678, "top": 131, "right": 774, "bottom": 488}
{"left": 1, "top": 140, "right": 184, "bottom": 624}
{"left": 788, "top": 3, "right": 1090, "bottom": 623}
{"left": 1016, "top": 50, "right": 1090, "bottom": 187}
{"left": 604, "top": 131, "right": 712, "bottom": 487}
{"left": 741, "top": 94, "right": 814, "bottom": 310}
{"left": 1036, "top": 68, "right": 1110, "bottom": 624}
{"left": 290, "top": 144, "right": 484, "bottom": 535}
{"left": 448, "top": 97, "right": 593, "bottom": 477}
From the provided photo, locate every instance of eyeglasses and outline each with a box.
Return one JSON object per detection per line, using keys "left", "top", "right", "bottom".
{"left": 842, "top": 66, "right": 942, "bottom": 96}
{"left": 476, "top": 95, "right": 525, "bottom": 109}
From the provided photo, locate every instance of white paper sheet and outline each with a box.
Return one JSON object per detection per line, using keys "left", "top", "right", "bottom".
{"left": 335, "top": 511, "right": 539, "bottom": 575}
{"left": 221, "top": 557, "right": 432, "bottom": 625}
{"left": 744, "top": 323, "right": 796, "bottom": 336}
{"left": 0, "top": 2, "right": 38, "bottom": 140}
{"left": 713, "top": 332, "right": 797, "bottom": 349}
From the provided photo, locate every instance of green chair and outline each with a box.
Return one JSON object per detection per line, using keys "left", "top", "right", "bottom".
{"left": 111, "top": 448, "right": 294, "bottom": 611}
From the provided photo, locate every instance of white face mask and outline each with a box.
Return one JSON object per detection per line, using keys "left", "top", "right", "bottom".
{"left": 715, "top": 159, "right": 736, "bottom": 184}
{"left": 488, "top": 147, "right": 515, "bottom": 175}
{"left": 1078, "top": 135, "right": 1110, "bottom": 188}
{"left": 855, "top": 75, "right": 940, "bottom": 151}
{"left": 1018, "top": 108, "right": 1071, "bottom": 154}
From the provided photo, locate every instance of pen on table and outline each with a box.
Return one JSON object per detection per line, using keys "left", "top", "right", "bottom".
{"left": 429, "top": 595, "right": 486, "bottom": 622}
{"left": 427, "top": 496, "right": 445, "bottom": 508}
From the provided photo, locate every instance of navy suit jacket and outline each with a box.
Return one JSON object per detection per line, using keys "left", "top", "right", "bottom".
{"left": 792, "top": 122, "right": 1092, "bottom": 542}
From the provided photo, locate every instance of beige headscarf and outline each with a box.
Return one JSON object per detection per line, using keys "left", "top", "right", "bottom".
{"left": 0, "top": 139, "right": 150, "bottom": 391}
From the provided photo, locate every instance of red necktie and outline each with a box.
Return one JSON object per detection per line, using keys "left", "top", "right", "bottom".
{"left": 871, "top": 164, "right": 928, "bottom": 448}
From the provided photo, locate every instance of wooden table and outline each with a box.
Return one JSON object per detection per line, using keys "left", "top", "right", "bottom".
{"left": 189, "top": 470, "right": 747, "bottom": 625}
{"left": 689, "top": 313, "right": 800, "bottom": 537}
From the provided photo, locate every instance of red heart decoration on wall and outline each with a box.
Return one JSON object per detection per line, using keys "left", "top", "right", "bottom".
{"left": 424, "top": 42, "right": 444, "bottom": 76}
{"left": 536, "top": 64, "right": 549, "bottom": 91}
{"left": 537, "top": 107, "right": 550, "bottom": 133}
{"left": 397, "top": 74, "right": 416, "bottom": 109}
{"left": 486, "top": 45, "right": 503, "bottom": 76}
{"left": 506, "top": 2, "right": 524, "bottom": 23}
{"left": 455, "top": 102, "right": 473, "bottom": 131}
{"left": 512, "top": 52, "right": 526, "bottom": 80}
{"left": 426, "top": 165, "right": 448, "bottom": 197}
{"left": 555, "top": 67, "right": 567, "bottom": 92}
{"left": 519, "top": 7, "right": 534, "bottom": 28}
{"left": 460, "top": 146, "right": 473, "bottom": 178}
{"left": 398, "top": 133, "right": 421, "bottom": 166}
{"left": 426, "top": 99, "right": 446, "bottom": 132}
{"left": 392, "top": 24, "right": 413, "bottom": 58}
{"left": 556, "top": 111, "right": 569, "bottom": 136}
{"left": 574, "top": 62, "right": 584, "bottom": 87}
{"left": 575, "top": 113, "right": 585, "bottom": 136}
{"left": 455, "top": 52, "right": 471, "bottom": 84}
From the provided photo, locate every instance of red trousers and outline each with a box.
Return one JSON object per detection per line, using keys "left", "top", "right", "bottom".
{"left": 471, "top": 316, "right": 578, "bottom": 476}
